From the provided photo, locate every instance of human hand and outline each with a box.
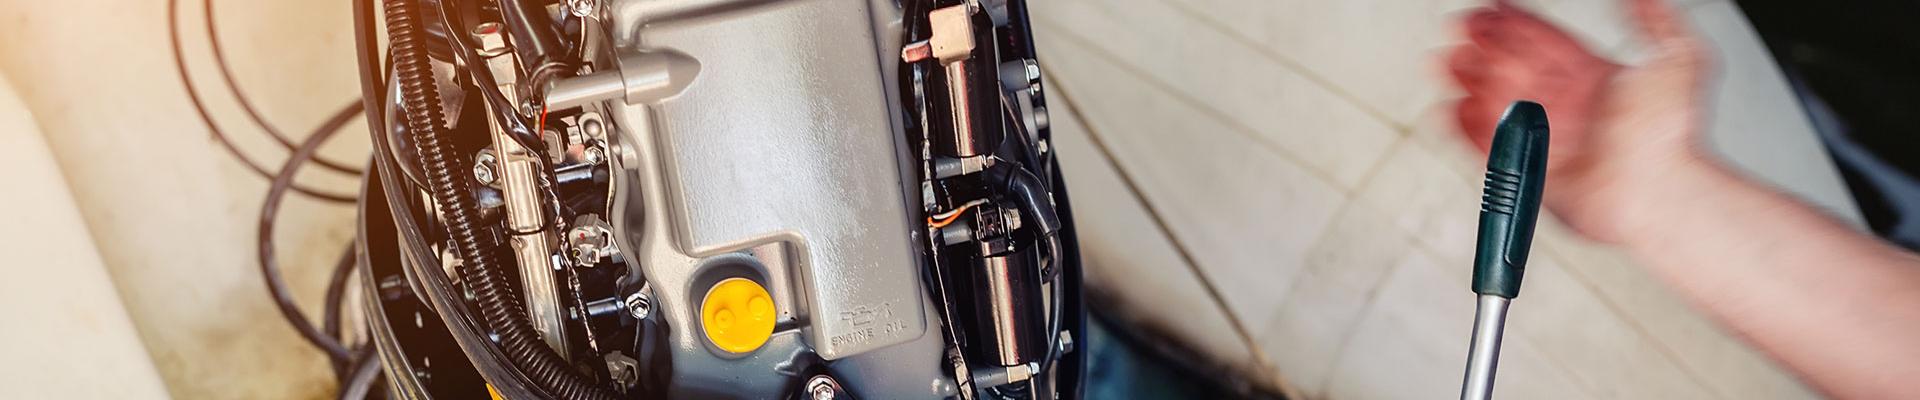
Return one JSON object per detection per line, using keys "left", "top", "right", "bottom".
{"left": 1444, "top": 0, "right": 1715, "bottom": 243}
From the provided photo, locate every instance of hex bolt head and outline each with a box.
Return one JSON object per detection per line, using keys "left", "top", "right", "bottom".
{"left": 583, "top": 146, "right": 607, "bottom": 165}
{"left": 567, "top": 0, "right": 596, "bottom": 17}
{"left": 473, "top": 164, "right": 495, "bottom": 184}
{"left": 806, "top": 375, "right": 839, "bottom": 400}
{"left": 473, "top": 152, "right": 498, "bottom": 184}
{"left": 625, "top": 291, "right": 652, "bottom": 320}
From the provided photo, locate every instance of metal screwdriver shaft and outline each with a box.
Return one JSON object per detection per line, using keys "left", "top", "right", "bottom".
{"left": 1461, "top": 101, "right": 1549, "bottom": 400}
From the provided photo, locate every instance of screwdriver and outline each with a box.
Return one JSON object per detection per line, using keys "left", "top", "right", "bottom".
{"left": 1460, "top": 101, "right": 1549, "bottom": 400}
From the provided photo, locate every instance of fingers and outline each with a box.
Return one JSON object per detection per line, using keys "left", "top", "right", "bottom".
{"left": 1463, "top": 6, "right": 1600, "bottom": 66}
{"left": 1444, "top": 45, "right": 1489, "bottom": 95}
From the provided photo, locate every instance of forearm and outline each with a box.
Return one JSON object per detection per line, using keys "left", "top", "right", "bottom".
{"left": 1617, "top": 153, "right": 1920, "bottom": 398}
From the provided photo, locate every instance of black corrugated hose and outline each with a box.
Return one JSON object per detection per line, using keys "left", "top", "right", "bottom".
{"left": 382, "top": 0, "right": 615, "bottom": 398}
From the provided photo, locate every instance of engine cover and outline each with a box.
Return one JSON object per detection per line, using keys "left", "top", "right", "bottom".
{"left": 599, "top": 0, "right": 949, "bottom": 397}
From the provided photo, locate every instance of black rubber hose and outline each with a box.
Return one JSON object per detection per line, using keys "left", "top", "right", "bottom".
{"left": 496, "top": 0, "right": 562, "bottom": 74}
{"left": 384, "top": 0, "right": 614, "bottom": 398}
{"left": 323, "top": 244, "right": 358, "bottom": 345}
{"left": 258, "top": 101, "right": 365, "bottom": 365}
{"left": 324, "top": 242, "right": 358, "bottom": 381}
{"left": 338, "top": 346, "right": 383, "bottom": 400}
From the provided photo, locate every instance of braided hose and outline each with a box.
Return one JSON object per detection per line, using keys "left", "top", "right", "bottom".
{"left": 384, "top": 0, "right": 614, "bottom": 397}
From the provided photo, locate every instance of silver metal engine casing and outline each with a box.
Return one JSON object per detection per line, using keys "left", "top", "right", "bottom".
{"left": 598, "top": 0, "right": 952, "bottom": 398}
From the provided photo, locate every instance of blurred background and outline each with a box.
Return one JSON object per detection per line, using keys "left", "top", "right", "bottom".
{"left": 0, "top": 0, "right": 1906, "bottom": 398}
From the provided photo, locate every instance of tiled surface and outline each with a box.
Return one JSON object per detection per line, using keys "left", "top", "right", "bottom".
{"left": 1255, "top": 203, "right": 1413, "bottom": 396}
{"left": 1030, "top": 0, "right": 1402, "bottom": 189}
{"left": 1039, "top": 35, "right": 1349, "bottom": 331}
{"left": 1048, "top": 94, "right": 1264, "bottom": 372}
{"left": 1036, "top": 0, "right": 1846, "bottom": 398}
{"left": 1323, "top": 250, "right": 1591, "bottom": 400}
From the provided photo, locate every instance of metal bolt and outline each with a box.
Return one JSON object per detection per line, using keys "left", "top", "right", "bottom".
{"left": 471, "top": 22, "right": 510, "bottom": 58}
{"left": 1024, "top": 60, "right": 1041, "bottom": 82}
{"left": 474, "top": 152, "right": 498, "bottom": 184}
{"left": 474, "top": 164, "right": 495, "bottom": 185}
{"left": 567, "top": 0, "right": 596, "bottom": 17}
{"left": 1058, "top": 330, "right": 1075, "bottom": 355}
{"left": 583, "top": 145, "right": 607, "bottom": 165}
{"left": 625, "top": 290, "right": 652, "bottom": 320}
{"left": 806, "top": 375, "right": 840, "bottom": 400}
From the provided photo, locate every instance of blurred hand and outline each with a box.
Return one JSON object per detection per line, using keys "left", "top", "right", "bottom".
{"left": 1444, "top": 0, "right": 1714, "bottom": 243}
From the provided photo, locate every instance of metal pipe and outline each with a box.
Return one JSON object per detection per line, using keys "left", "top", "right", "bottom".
{"left": 945, "top": 61, "right": 977, "bottom": 157}
{"left": 1461, "top": 294, "right": 1510, "bottom": 400}
{"left": 981, "top": 256, "right": 1026, "bottom": 367}
{"left": 544, "top": 52, "right": 699, "bottom": 110}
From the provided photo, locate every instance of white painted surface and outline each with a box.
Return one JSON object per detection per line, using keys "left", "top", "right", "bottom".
{"left": 0, "top": 72, "right": 172, "bottom": 400}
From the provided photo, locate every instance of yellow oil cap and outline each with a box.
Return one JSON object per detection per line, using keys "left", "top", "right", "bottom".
{"left": 701, "top": 277, "right": 776, "bottom": 353}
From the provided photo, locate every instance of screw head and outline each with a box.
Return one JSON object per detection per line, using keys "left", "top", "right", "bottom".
{"left": 583, "top": 146, "right": 607, "bottom": 165}
{"left": 806, "top": 375, "right": 839, "bottom": 400}
{"left": 625, "top": 291, "right": 652, "bottom": 320}
{"left": 567, "top": 0, "right": 596, "bottom": 17}
{"left": 473, "top": 164, "right": 495, "bottom": 184}
{"left": 474, "top": 152, "right": 498, "bottom": 184}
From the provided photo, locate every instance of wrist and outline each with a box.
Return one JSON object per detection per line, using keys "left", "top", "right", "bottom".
{"left": 1607, "top": 147, "right": 1726, "bottom": 249}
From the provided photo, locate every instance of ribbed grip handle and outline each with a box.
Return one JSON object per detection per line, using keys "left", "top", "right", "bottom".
{"left": 1472, "top": 101, "right": 1550, "bottom": 299}
{"left": 1482, "top": 168, "right": 1523, "bottom": 216}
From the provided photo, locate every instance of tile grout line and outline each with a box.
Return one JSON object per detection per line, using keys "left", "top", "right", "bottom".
{"left": 1034, "top": 22, "right": 1374, "bottom": 194}
{"left": 1153, "top": 0, "right": 1416, "bottom": 134}
{"left": 1041, "top": 63, "right": 1294, "bottom": 395}
{"left": 1402, "top": 242, "right": 1614, "bottom": 400}
{"left": 1306, "top": 246, "right": 1457, "bottom": 398}
{"left": 1250, "top": 135, "right": 1407, "bottom": 352}
{"left": 1297, "top": 205, "right": 1417, "bottom": 399}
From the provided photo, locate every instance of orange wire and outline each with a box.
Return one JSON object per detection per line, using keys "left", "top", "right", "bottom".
{"left": 927, "top": 203, "right": 977, "bottom": 229}
{"left": 538, "top": 103, "right": 549, "bottom": 129}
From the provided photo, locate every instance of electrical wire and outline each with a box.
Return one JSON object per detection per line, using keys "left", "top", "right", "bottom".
{"left": 929, "top": 199, "right": 988, "bottom": 229}
{"left": 257, "top": 100, "right": 365, "bottom": 365}
{"left": 323, "top": 243, "right": 359, "bottom": 347}
{"left": 167, "top": 0, "right": 358, "bottom": 203}
{"left": 174, "top": 0, "right": 386, "bottom": 391}
{"left": 338, "top": 346, "right": 383, "bottom": 400}
{"left": 202, "top": 0, "right": 365, "bottom": 176}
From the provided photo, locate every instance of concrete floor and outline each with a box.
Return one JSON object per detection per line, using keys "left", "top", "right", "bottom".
{"left": 0, "top": 0, "right": 1853, "bottom": 398}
